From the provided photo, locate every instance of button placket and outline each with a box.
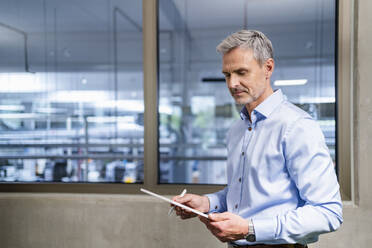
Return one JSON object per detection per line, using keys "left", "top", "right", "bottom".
{"left": 237, "top": 125, "right": 252, "bottom": 215}
{"left": 236, "top": 124, "right": 251, "bottom": 214}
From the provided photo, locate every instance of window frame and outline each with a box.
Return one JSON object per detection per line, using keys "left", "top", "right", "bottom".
{"left": 0, "top": 0, "right": 355, "bottom": 201}
{"left": 337, "top": 0, "right": 356, "bottom": 202}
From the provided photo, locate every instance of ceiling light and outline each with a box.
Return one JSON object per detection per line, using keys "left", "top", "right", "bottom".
{"left": 0, "top": 113, "right": 40, "bottom": 119}
{"left": 36, "top": 107, "right": 67, "bottom": 114}
{"left": 0, "top": 73, "right": 45, "bottom": 92}
{"left": 274, "top": 79, "right": 308, "bottom": 86}
{"left": 299, "top": 96, "right": 335, "bottom": 104}
{"left": 0, "top": 105, "right": 25, "bottom": 111}
{"left": 49, "top": 91, "right": 109, "bottom": 103}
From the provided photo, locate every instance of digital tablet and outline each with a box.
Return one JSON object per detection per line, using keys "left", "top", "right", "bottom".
{"left": 140, "top": 188, "right": 209, "bottom": 218}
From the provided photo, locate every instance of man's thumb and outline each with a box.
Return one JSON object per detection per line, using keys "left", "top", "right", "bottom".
{"left": 174, "top": 194, "right": 191, "bottom": 204}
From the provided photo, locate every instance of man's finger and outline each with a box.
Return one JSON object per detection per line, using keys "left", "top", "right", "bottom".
{"left": 174, "top": 206, "right": 182, "bottom": 213}
{"left": 210, "top": 228, "right": 227, "bottom": 242}
{"left": 208, "top": 212, "right": 230, "bottom": 222}
{"left": 201, "top": 219, "right": 220, "bottom": 233}
{"left": 208, "top": 220, "right": 224, "bottom": 232}
{"left": 173, "top": 194, "right": 192, "bottom": 204}
{"left": 198, "top": 215, "right": 210, "bottom": 225}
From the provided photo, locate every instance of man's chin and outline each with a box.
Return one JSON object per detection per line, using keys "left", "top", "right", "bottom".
{"left": 234, "top": 97, "right": 253, "bottom": 106}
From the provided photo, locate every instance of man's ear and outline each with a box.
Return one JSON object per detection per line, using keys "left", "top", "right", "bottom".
{"left": 265, "top": 58, "right": 275, "bottom": 78}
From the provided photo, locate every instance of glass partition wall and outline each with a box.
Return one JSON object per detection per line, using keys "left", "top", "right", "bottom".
{"left": 0, "top": 0, "right": 144, "bottom": 183}
{"left": 158, "top": 0, "right": 336, "bottom": 184}
{"left": 0, "top": 0, "right": 337, "bottom": 187}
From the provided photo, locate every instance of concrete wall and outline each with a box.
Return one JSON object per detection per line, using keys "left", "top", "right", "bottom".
{"left": 0, "top": 193, "right": 224, "bottom": 248}
{"left": 1, "top": 0, "right": 371, "bottom": 247}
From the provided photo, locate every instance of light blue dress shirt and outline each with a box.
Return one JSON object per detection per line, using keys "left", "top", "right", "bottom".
{"left": 206, "top": 90, "right": 343, "bottom": 246}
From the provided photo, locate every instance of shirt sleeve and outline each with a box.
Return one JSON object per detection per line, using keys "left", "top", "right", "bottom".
{"left": 253, "top": 117, "right": 343, "bottom": 244}
{"left": 205, "top": 187, "right": 228, "bottom": 213}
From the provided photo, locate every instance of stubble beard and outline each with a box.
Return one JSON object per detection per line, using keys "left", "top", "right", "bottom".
{"left": 235, "top": 94, "right": 254, "bottom": 105}
{"left": 230, "top": 88, "right": 255, "bottom": 105}
{"left": 231, "top": 84, "right": 267, "bottom": 107}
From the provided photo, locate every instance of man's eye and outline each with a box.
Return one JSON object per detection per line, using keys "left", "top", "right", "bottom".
{"left": 224, "top": 74, "right": 230, "bottom": 78}
{"left": 237, "top": 71, "right": 245, "bottom": 75}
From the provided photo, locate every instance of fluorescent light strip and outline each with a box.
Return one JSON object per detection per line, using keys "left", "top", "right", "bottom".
{"left": 0, "top": 113, "right": 41, "bottom": 119}
{"left": 0, "top": 105, "right": 25, "bottom": 111}
{"left": 299, "top": 96, "right": 335, "bottom": 103}
{"left": 274, "top": 79, "right": 308, "bottom": 86}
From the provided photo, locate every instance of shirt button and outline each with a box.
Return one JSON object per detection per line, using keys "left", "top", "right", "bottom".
{"left": 239, "top": 177, "right": 242, "bottom": 182}
{"left": 241, "top": 152, "right": 244, "bottom": 156}
{"left": 215, "top": 205, "right": 218, "bottom": 210}
{"left": 248, "top": 127, "right": 252, "bottom": 131}
{"left": 235, "top": 204, "right": 238, "bottom": 209}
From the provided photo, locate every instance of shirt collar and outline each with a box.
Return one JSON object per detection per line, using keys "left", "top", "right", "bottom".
{"left": 240, "top": 106, "right": 250, "bottom": 120}
{"left": 240, "top": 89, "right": 284, "bottom": 121}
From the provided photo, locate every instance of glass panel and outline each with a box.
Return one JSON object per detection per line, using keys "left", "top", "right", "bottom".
{"left": 158, "top": 0, "right": 336, "bottom": 184}
{"left": 0, "top": 0, "right": 144, "bottom": 183}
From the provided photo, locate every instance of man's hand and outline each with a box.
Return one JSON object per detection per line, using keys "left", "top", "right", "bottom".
{"left": 171, "top": 194, "right": 210, "bottom": 219}
{"left": 199, "top": 212, "right": 249, "bottom": 242}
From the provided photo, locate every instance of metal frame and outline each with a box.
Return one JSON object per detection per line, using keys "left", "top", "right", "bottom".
{"left": 0, "top": 0, "right": 354, "bottom": 199}
{"left": 0, "top": 22, "right": 33, "bottom": 73}
{"left": 337, "top": 0, "right": 357, "bottom": 202}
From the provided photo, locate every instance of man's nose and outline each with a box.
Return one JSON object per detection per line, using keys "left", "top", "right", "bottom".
{"left": 227, "top": 74, "right": 239, "bottom": 88}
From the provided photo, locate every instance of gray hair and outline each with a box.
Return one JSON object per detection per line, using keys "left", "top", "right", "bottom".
{"left": 216, "top": 30, "right": 274, "bottom": 66}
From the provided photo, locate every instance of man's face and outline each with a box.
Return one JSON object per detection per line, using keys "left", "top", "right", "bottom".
{"left": 222, "top": 47, "right": 273, "bottom": 107}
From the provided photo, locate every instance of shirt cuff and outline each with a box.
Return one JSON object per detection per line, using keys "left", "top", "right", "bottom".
{"left": 205, "top": 193, "right": 222, "bottom": 213}
{"left": 252, "top": 217, "right": 277, "bottom": 242}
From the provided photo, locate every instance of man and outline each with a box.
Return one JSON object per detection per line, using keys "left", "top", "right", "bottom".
{"left": 172, "top": 30, "right": 343, "bottom": 248}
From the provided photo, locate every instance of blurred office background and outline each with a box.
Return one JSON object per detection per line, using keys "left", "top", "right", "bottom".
{"left": 0, "top": 0, "right": 145, "bottom": 183}
{"left": 0, "top": 0, "right": 371, "bottom": 247}
{"left": 0, "top": 0, "right": 336, "bottom": 185}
